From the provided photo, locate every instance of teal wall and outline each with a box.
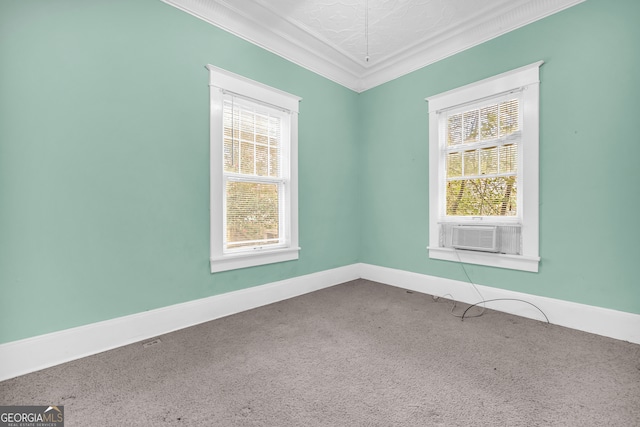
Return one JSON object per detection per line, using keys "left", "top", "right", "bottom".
{"left": 0, "top": 0, "right": 360, "bottom": 344}
{"left": 1, "top": 0, "right": 638, "bottom": 345}
{"left": 359, "top": 0, "right": 640, "bottom": 314}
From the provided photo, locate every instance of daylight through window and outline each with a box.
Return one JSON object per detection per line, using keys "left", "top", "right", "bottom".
{"left": 443, "top": 94, "right": 521, "bottom": 217}
{"left": 426, "top": 61, "right": 542, "bottom": 272}
{"left": 223, "top": 97, "right": 285, "bottom": 251}
{"left": 208, "top": 65, "right": 300, "bottom": 273}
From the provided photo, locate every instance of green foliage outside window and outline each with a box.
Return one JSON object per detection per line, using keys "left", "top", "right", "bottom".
{"left": 445, "top": 98, "right": 519, "bottom": 217}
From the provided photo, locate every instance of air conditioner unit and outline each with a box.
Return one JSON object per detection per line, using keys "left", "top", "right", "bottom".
{"left": 451, "top": 225, "right": 499, "bottom": 252}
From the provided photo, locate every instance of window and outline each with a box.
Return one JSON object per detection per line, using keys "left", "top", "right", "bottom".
{"left": 207, "top": 65, "right": 301, "bottom": 273}
{"left": 426, "top": 61, "right": 542, "bottom": 272}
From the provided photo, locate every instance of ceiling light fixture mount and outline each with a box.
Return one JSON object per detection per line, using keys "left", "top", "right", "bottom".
{"left": 365, "top": 0, "right": 370, "bottom": 62}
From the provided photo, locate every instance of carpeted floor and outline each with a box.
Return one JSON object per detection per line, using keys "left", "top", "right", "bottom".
{"left": 1, "top": 279, "right": 639, "bottom": 426}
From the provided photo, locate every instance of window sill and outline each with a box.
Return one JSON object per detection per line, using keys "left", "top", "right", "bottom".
{"left": 427, "top": 247, "right": 539, "bottom": 272}
{"left": 210, "top": 247, "right": 300, "bottom": 273}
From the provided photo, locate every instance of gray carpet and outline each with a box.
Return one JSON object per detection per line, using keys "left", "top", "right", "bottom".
{"left": 1, "top": 279, "right": 639, "bottom": 426}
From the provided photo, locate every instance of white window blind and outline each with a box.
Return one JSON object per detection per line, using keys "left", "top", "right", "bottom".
{"left": 222, "top": 95, "right": 289, "bottom": 252}
{"left": 208, "top": 64, "right": 300, "bottom": 273}
{"left": 441, "top": 91, "right": 522, "bottom": 218}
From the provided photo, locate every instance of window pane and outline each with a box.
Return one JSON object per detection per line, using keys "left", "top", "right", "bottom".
{"left": 463, "top": 109, "right": 479, "bottom": 143}
{"left": 223, "top": 101, "right": 239, "bottom": 173}
{"left": 255, "top": 113, "right": 269, "bottom": 146}
{"left": 223, "top": 137, "right": 239, "bottom": 173}
{"left": 447, "top": 152, "right": 462, "bottom": 178}
{"left": 256, "top": 145, "right": 268, "bottom": 176}
{"left": 226, "top": 181, "right": 280, "bottom": 249}
{"left": 223, "top": 101, "right": 239, "bottom": 140}
{"left": 240, "top": 142, "right": 254, "bottom": 174}
{"left": 463, "top": 150, "right": 478, "bottom": 176}
{"left": 446, "top": 177, "right": 517, "bottom": 216}
{"left": 269, "top": 147, "right": 279, "bottom": 177}
{"left": 240, "top": 110, "right": 255, "bottom": 143}
{"left": 447, "top": 113, "right": 462, "bottom": 146}
{"left": 499, "top": 143, "right": 517, "bottom": 173}
{"left": 499, "top": 99, "right": 519, "bottom": 137}
{"left": 269, "top": 117, "right": 280, "bottom": 145}
{"left": 480, "top": 146, "right": 498, "bottom": 175}
{"left": 480, "top": 104, "right": 498, "bottom": 140}
{"left": 224, "top": 100, "right": 282, "bottom": 178}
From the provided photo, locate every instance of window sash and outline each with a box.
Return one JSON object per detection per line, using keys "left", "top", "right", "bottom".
{"left": 222, "top": 95, "right": 290, "bottom": 254}
{"left": 440, "top": 92, "right": 523, "bottom": 220}
{"left": 223, "top": 177, "right": 287, "bottom": 252}
{"left": 223, "top": 95, "right": 287, "bottom": 178}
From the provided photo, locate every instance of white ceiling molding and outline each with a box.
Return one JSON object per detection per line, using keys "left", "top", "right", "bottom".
{"left": 162, "top": 0, "right": 585, "bottom": 93}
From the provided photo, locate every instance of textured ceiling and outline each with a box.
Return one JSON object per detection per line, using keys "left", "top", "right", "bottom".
{"left": 162, "top": 0, "right": 585, "bottom": 92}
{"left": 258, "top": 0, "right": 496, "bottom": 63}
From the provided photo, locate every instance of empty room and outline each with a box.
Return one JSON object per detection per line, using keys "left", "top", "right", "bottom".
{"left": 1, "top": 0, "right": 639, "bottom": 425}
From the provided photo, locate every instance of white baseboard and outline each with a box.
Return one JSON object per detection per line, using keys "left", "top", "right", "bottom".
{"left": 2, "top": 262, "right": 638, "bottom": 382}
{"left": 0, "top": 264, "right": 360, "bottom": 382}
{"left": 358, "top": 263, "right": 640, "bottom": 345}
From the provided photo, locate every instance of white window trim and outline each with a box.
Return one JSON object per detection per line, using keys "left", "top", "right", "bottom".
{"left": 207, "top": 65, "right": 301, "bottom": 273}
{"left": 426, "top": 61, "right": 543, "bottom": 272}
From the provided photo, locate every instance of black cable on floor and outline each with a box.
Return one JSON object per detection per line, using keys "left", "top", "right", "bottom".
{"left": 460, "top": 298, "right": 549, "bottom": 323}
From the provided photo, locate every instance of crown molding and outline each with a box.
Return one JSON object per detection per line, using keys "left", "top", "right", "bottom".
{"left": 360, "top": 0, "right": 585, "bottom": 91}
{"left": 162, "top": 0, "right": 585, "bottom": 93}
{"left": 162, "top": 0, "right": 365, "bottom": 90}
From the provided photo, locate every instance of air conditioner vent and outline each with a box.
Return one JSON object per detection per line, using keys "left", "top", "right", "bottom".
{"left": 452, "top": 226, "right": 498, "bottom": 252}
{"left": 439, "top": 223, "right": 522, "bottom": 255}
